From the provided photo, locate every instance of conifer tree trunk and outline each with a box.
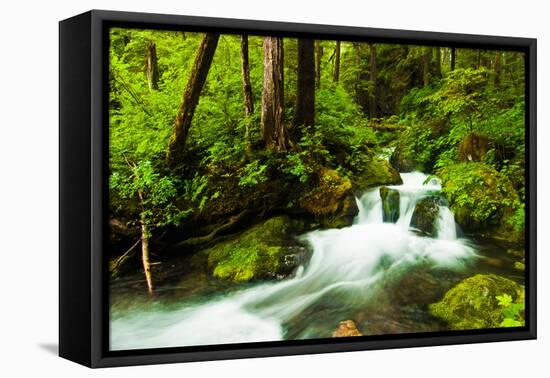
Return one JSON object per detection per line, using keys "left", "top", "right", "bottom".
{"left": 293, "top": 39, "right": 315, "bottom": 127}
{"left": 451, "top": 47, "right": 456, "bottom": 71}
{"left": 333, "top": 41, "right": 341, "bottom": 83}
{"left": 354, "top": 43, "right": 367, "bottom": 112}
{"left": 167, "top": 33, "right": 219, "bottom": 166}
{"left": 240, "top": 35, "right": 254, "bottom": 141}
{"left": 422, "top": 47, "right": 432, "bottom": 86}
{"left": 435, "top": 47, "right": 442, "bottom": 79}
{"left": 315, "top": 40, "right": 323, "bottom": 89}
{"left": 494, "top": 50, "right": 501, "bottom": 87}
{"left": 146, "top": 41, "right": 160, "bottom": 90}
{"left": 368, "top": 43, "right": 377, "bottom": 118}
{"left": 261, "top": 36, "right": 287, "bottom": 151}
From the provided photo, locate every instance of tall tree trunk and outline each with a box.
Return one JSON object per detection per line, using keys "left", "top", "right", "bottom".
{"left": 293, "top": 39, "right": 315, "bottom": 128}
{"left": 354, "top": 43, "right": 367, "bottom": 111}
{"left": 422, "top": 47, "right": 432, "bottom": 86}
{"left": 146, "top": 41, "right": 160, "bottom": 90}
{"left": 451, "top": 47, "right": 456, "bottom": 71}
{"left": 166, "top": 33, "right": 219, "bottom": 166}
{"left": 315, "top": 40, "right": 323, "bottom": 88}
{"left": 140, "top": 219, "right": 153, "bottom": 295}
{"left": 368, "top": 43, "right": 377, "bottom": 118}
{"left": 494, "top": 50, "right": 501, "bottom": 87}
{"left": 240, "top": 35, "right": 254, "bottom": 142}
{"left": 261, "top": 36, "right": 287, "bottom": 151}
{"left": 333, "top": 41, "right": 341, "bottom": 83}
{"left": 435, "top": 47, "right": 442, "bottom": 79}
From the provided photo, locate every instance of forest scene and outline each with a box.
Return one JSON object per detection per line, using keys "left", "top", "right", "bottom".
{"left": 108, "top": 27, "right": 527, "bottom": 351}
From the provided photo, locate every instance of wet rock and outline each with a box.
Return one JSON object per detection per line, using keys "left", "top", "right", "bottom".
{"left": 410, "top": 196, "right": 444, "bottom": 236}
{"left": 204, "top": 216, "right": 309, "bottom": 282}
{"left": 332, "top": 320, "right": 363, "bottom": 337}
{"left": 299, "top": 167, "right": 359, "bottom": 228}
{"left": 429, "top": 274, "right": 525, "bottom": 330}
{"left": 380, "top": 186, "right": 400, "bottom": 223}
{"left": 514, "top": 261, "right": 525, "bottom": 271}
{"left": 353, "top": 158, "right": 403, "bottom": 191}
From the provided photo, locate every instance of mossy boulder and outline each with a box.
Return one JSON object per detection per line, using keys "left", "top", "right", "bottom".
{"left": 353, "top": 158, "right": 403, "bottom": 191}
{"left": 379, "top": 186, "right": 400, "bottom": 223}
{"left": 205, "top": 216, "right": 308, "bottom": 282}
{"left": 429, "top": 274, "right": 524, "bottom": 330}
{"left": 438, "top": 163, "right": 522, "bottom": 241}
{"left": 410, "top": 196, "right": 444, "bottom": 236}
{"left": 299, "top": 168, "right": 358, "bottom": 228}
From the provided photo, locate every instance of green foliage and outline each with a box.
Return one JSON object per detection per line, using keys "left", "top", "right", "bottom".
{"left": 496, "top": 294, "right": 525, "bottom": 327}
{"left": 238, "top": 160, "right": 269, "bottom": 187}
{"left": 109, "top": 160, "right": 190, "bottom": 232}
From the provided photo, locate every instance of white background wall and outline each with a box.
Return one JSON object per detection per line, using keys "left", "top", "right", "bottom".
{"left": 0, "top": 0, "right": 547, "bottom": 376}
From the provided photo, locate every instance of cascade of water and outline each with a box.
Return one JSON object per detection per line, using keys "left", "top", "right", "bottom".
{"left": 110, "top": 171, "right": 476, "bottom": 351}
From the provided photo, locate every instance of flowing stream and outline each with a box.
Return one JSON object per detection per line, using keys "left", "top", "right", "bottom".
{"left": 110, "top": 172, "right": 516, "bottom": 351}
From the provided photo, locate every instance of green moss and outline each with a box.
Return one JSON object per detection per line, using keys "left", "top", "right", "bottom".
{"left": 429, "top": 274, "right": 524, "bottom": 330}
{"left": 206, "top": 216, "right": 303, "bottom": 282}
{"left": 353, "top": 158, "right": 403, "bottom": 191}
{"left": 299, "top": 168, "right": 358, "bottom": 228}
{"left": 438, "top": 163, "right": 522, "bottom": 240}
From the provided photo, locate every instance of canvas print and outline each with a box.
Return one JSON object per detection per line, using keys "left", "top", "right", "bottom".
{"left": 108, "top": 28, "right": 526, "bottom": 351}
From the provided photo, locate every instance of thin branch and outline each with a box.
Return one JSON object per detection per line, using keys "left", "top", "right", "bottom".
{"left": 110, "top": 238, "right": 141, "bottom": 273}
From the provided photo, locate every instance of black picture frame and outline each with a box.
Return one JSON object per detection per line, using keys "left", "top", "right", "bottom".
{"left": 59, "top": 9, "right": 537, "bottom": 368}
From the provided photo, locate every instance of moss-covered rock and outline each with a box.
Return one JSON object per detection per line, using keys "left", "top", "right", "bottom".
{"left": 379, "top": 186, "right": 400, "bottom": 223}
{"left": 429, "top": 274, "right": 524, "bottom": 330}
{"left": 438, "top": 163, "right": 522, "bottom": 242}
{"left": 410, "top": 196, "right": 444, "bottom": 236}
{"left": 353, "top": 158, "right": 403, "bottom": 191}
{"left": 299, "top": 168, "right": 358, "bottom": 228}
{"left": 205, "top": 216, "right": 307, "bottom": 282}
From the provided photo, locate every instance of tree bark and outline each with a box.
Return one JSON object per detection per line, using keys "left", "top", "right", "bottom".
{"left": 494, "top": 50, "right": 501, "bottom": 87}
{"left": 140, "top": 218, "right": 154, "bottom": 294}
{"left": 368, "top": 43, "right": 377, "bottom": 118}
{"left": 451, "top": 47, "right": 456, "bottom": 71}
{"left": 354, "top": 42, "right": 367, "bottom": 111}
{"left": 240, "top": 35, "right": 254, "bottom": 141}
{"left": 333, "top": 41, "right": 341, "bottom": 83}
{"left": 293, "top": 39, "right": 315, "bottom": 128}
{"left": 146, "top": 41, "right": 160, "bottom": 90}
{"left": 166, "top": 33, "right": 219, "bottom": 166}
{"left": 261, "top": 36, "right": 287, "bottom": 151}
{"left": 435, "top": 47, "right": 442, "bottom": 79}
{"left": 315, "top": 40, "right": 323, "bottom": 88}
{"left": 422, "top": 47, "right": 432, "bottom": 86}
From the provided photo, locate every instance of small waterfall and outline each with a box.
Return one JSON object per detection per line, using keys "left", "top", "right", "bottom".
{"left": 111, "top": 171, "right": 476, "bottom": 351}
{"left": 436, "top": 206, "right": 458, "bottom": 240}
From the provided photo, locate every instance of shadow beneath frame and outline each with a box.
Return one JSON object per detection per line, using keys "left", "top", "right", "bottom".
{"left": 38, "top": 343, "right": 58, "bottom": 356}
